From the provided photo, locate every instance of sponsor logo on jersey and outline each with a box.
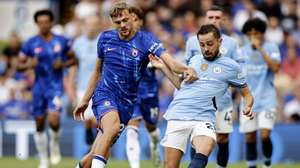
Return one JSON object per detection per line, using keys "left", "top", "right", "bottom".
{"left": 201, "top": 63, "right": 208, "bottom": 71}
{"left": 34, "top": 47, "right": 42, "bottom": 54}
{"left": 213, "top": 66, "right": 222, "bottom": 73}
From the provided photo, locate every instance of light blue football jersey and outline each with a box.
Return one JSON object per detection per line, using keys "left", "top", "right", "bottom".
{"left": 241, "top": 41, "right": 281, "bottom": 112}
{"left": 72, "top": 34, "right": 98, "bottom": 91}
{"left": 185, "top": 34, "right": 243, "bottom": 112}
{"left": 164, "top": 54, "right": 246, "bottom": 124}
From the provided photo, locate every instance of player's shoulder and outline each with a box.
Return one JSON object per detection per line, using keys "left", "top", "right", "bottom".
{"left": 221, "top": 34, "right": 238, "bottom": 46}
{"left": 218, "top": 56, "right": 240, "bottom": 69}
{"left": 186, "top": 34, "right": 197, "bottom": 43}
{"left": 263, "top": 41, "right": 279, "bottom": 49}
{"left": 24, "top": 35, "right": 40, "bottom": 44}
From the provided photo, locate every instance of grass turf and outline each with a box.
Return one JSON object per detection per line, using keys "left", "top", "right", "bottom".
{"left": 0, "top": 157, "right": 299, "bottom": 168}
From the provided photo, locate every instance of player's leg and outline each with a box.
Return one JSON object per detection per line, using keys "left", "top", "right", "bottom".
{"left": 258, "top": 109, "right": 276, "bottom": 168}
{"left": 84, "top": 118, "right": 97, "bottom": 149}
{"left": 161, "top": 120, "right": 191, "bottom": 168}
{"left": 32, "top": 95, "right": 48, "bottom": 168}
{"left": 240, "top": 112, "right": 258, "bottom": 168}
{"left": 189, "top": 122, "right": 216, "bottom": 168}
{"left": 91, "top": 110, "right": 124, "bottom": 168}
{"left": 126, "top": 117, "right": 141, "bottom": 168}
{"left": 47, "top": 95, "right": 63, "bottom": 165}
{"left": 141, "top": 96, "right": 161, "bottom": 166}
{"left": 215, "top": 109, "right": 233, "bottom": 168}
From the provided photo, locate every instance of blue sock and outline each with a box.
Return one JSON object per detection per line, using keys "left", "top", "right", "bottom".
{"left": 188, "top": 153, "right": 208, "bottom": 168}
{"left": 217, "top": 142, "right": 229, "bottom": 167}
{"left": 246, "top": 142, "right": 257, "bottom": 168}
{"left": 190, "top": 147, "right": 196, "bottom": 160}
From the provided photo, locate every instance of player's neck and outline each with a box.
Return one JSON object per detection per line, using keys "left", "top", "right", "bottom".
{"left": 39, "top": 32, "right": 52, "bottom": 41}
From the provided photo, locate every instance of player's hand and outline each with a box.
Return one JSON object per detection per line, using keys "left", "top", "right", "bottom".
{"left": 53, "top": 59, "right": 63, "bottom": 70}
{"left": 243, "top": 106, "right": 253, "bottom": 119}
{"left": 73, "top": 101, "right": 88, "bottom": 121}
{"left": 31, "top": 57, "right": 39, "bottom": 68}
{"left": 183, "top": 67, "right": 198, "bottom": 83}
{"left": 148, "top": 54, "right": 164, "bottom": 69}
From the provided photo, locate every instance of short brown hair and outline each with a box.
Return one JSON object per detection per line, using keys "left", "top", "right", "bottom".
{"left": 109, "top": 1, "right": 130, "bottom": 18}
{"left": 129, "top": 6, "right": 144, "bottom": 20}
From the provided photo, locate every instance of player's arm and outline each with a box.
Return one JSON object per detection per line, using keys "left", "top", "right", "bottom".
{"left": 16, "top": 54, "right": 38, "bottom": 71}
{"left": 257, "top": 48, "right": 280, "bottom": 73}
{"left": 149, "top": 54, "right": 182, "bottom": 89}
{"left": 73, "top": 58, "right": 102, "bottom": 121}
{"left": 239, "top": 85, "right": 254, "bottom": 118}
{"left": 160, "top": 51, "right": 197, "bottom": 83}
{"left": 63, "top": 50, "right": 79, "bottom": 67}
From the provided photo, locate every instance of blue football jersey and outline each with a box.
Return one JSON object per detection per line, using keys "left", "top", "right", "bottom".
{"left": 185, "top": 34, "right": 243, "bottom": 112}
{"left": 241, "top": 41, "right": 281, "bottom": 112}
{"left": 21, "top": 34, "right": 71, "bottom": 95}
{"left": 165, "top": 54, "right": 246, "bottom": 124}
{"left": 93, "top": 30, "right": 165, "bottom": 105}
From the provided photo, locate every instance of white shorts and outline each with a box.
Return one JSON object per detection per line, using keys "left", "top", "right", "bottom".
{"left": 239, "top": 108, "right": 276, "bottom": 133}
{"left": 77, "top": 90, "right": 94, "bottom": 119}
{"left": 215, "top": 108, "right": 233, "bottom": 134}
{"left": 160, "top": 120, "right": 216, "bottom": 153}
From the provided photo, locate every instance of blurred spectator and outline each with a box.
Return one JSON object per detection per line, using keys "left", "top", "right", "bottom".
{"left": 75, "top": 0, "right": 101, "bottom": 20}
{"left": 280, "top": 0, "right": 299, "bottom": 31}
{"left": 265, "top": 16, "right": 284, "bottom": 45}
{"left": 280, "top": 33, "right": 299, "bottom": 59}
{"left": 281, "top": 47, "right": 300, "bottom": 81}
{"left": 258, "top": 0, "right": 282, "bottom": 19}
{"left": 291, "top": 18, "right": 300, "bottom": 48}
{"left": 283, "top": 82, "right": 300, "bottom": 122}
{"left": 2, "top": 32, "right": 22, "bottom": 69}
{"left": 222, "top": 12, "right": 243, "bottom": 45}
{"left": 233, "top": 0, "right": 267, "bottom": 31}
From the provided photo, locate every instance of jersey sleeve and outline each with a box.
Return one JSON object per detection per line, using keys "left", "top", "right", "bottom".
{"left": 97, "top": 33, "right": 104, "bottom": 59}
{"left": 267, "top": 43, "right": 281, "bottom": 63}
{"left": 145, "top": 33, "right": 165, "bottom": 57}
{"left": 227, "top": 63, "right": 247, "bottom": 88}
{"left": 20, "top": 40, "right": 33, "bottom": 58}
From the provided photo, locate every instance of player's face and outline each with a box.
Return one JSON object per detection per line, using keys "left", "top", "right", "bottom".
{"left": 246, "top": 28, "right": 264, "bottom": 42}
{"left": 112, "top": 9, "right": 135, "bottom": 39}
{"left": 198, "top": 32, "right": 222, "bottom": 61}
{"left": 36, "top": 15, "right": 52, "bottom": 35}
{"left": 205, "top": 10, "right": 223, "bottom": 29}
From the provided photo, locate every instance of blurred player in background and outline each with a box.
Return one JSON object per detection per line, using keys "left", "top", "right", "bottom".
{"left": 18, "top": 9, "right": 77, "bottom": 168}
{"left": 240, "top": 18, "right": 281, "bottom": 168}
{"left": 185, "top": 6, "right": 243, "bottom": 168}
{"left": 150, "top": 24, "right": 253, "bottom": 168}
{"left": 72, "top": 15, "right": 102, "bottom": 149}
{"left": 125, "top": 6, "right": 161, "bottom": 168}
{"left": 73, "top": 2, "right": 197, "bottom": 168}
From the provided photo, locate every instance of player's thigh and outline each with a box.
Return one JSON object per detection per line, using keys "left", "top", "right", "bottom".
{"left": 215, "top": 108, "right": 233, "bottom": 134}
{"left": 140, "top": 96, "right": 159, "bottom": 125}
{"left": 164, "top": 147, "right": 183, "bottom": 168}
{"left": 190, "top": 122, "right": 216, "bottom": 155}
{"left": 258, "top": 108, "right": 276, "bottom": 130}
{"left": 161, "top": 120, "right": 192, "bottom": 153}
{"left": 32, "top": 91, "right": 47, "bottom": 117}
{"left": 239, "top": 111, "right": 257, "bottom": 133}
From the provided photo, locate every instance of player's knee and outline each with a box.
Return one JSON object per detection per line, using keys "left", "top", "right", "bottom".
{"left": 260, "top": 130, "right": 271, "bottom": 141}
{"left": 103, "top": 122, "right": 121, "bottom": 139}
{"left": 217, "top": 134, "right": 229, "bottom": 143}
{"left": 36, "top": 124, "right": 45, "bottom": 132}
{"left": 245, "top": 132, "right": 256, "bottom": 142}
{"left": 49, "top": 122, "right": 60, "bottom": 132}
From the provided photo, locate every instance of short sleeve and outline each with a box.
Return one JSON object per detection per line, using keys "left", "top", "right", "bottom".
{"left": 145, "top": 33, "right": 165, "bottom": 57}
{"left": 97, "top": 33, "right": 104, "bottom": 59}
{"left": 20, "top": 40, "right": 33, "bottom": 58}
{"left": 267, "top": 43, "right": 281, "bottom": 62}
{"left": 63, "top": 37, "right": 72, "bottom": 54}
{"left": 227, "top": 63, "right": 247, "bottom": 88}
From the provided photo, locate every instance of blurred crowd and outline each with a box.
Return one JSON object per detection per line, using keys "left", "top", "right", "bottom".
{"left": 1, "top": 0, "right": 300, "bottom": 123}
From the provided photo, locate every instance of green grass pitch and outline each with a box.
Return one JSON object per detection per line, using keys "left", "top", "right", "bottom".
{"left": 0, "top": 157, "right": 300, "bottom": 168}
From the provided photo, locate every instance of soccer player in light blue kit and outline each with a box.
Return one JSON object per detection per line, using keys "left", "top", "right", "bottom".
{"left": 19, "top": 10, "right": 77, "bottom": 168}
{"left": 72, "top": 15, "right": 102, "bottom": 148}
{"left": 72, "top": 2, "right": 197, "bottom": 168}
{"left": 185, "top": 6, "right": 243, "bottom": 168}
{"left": 125, "top": 7, "right": 161, "bottom": 168}
{"left": 240, "top": 18, "right": 281, "bottom": 168}
{"left": 149, "top": 24, "right": 253, "bottom": 168}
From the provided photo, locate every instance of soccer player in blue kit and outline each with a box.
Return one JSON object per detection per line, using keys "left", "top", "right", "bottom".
{"left": 19, "top": 10, "right": 77, "bottom": 168}
{"left": 125, "top": 6, "right": 161, "bottom": 168}
{"left": 149, "top": 24, "right": 253, "bottom": 168}
{"left": 72, "top": 2, "right": 197, "bottom": 168}
{"left": 240, "top": 18, "right": 281, "bottom": 168}
{"left": 185, "top": 6, "right": 243, "bottom": 168}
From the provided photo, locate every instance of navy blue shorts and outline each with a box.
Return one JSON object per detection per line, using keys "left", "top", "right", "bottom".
{"left": 131, "top": 96, "right": 159, "bottom": 125}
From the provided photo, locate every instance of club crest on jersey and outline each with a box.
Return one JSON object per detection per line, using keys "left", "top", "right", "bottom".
{"left": 132, "top": 48, "right": 138, "bottom": 57}
{"left": 213, "top": 66, "right": 222, "bottom": 73}
{"left": 34, "top": 47, "right": 42, "bottom": 54}
{"left": 201, "top": 64, "right": 208, "bottom": 71}
{"left": 54, "top": 44, "right": 61, "bottom": 52}
{"left": 104, "top": 100, "right": 111, "bottom": 107}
